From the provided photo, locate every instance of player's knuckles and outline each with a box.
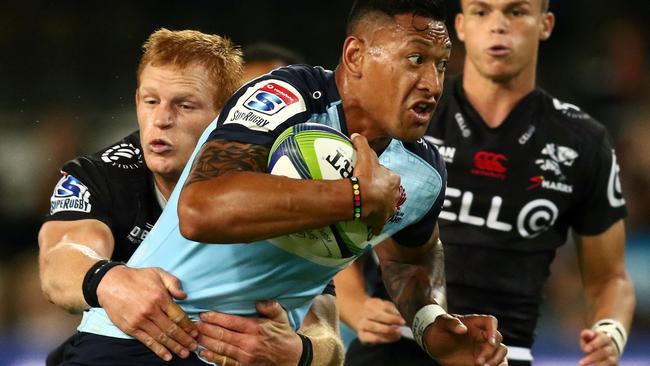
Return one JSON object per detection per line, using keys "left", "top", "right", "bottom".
{"left": 155, "top": 332, "right": 170, "bottom": 344}
{"left": 165, "top": 323, "right": 192, "bottom": 345}
{"left": 200, "top": 336, "right": 227, "bottom": 355}
{"left": 140, "top": 334, "right": 160, "bottom": 350}
{"left": 495, "top": 330, "right": 503, "bottom": 343}
{"left": 200, "top": 311, "right": 221, "bottom": 324}
{"left": 165, "top": 321, "right": 181, "bottom": 335}
{"left": 199, "top": 322, "right": 226, "bottom": 339}
{"left": 487, "top": 344, "right": 508, "bottom": 365}
{"left": 138, "top": 305, "right": 161, "bottom": 320}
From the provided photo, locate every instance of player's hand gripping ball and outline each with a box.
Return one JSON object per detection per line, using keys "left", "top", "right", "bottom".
{"left": 267, "top": 123, "right": 370, "bottom": 266}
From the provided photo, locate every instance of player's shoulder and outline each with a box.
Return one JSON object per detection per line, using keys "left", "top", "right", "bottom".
{"left": 62, "top": 131, "right": 145, "bottom": 180}
{"left": 537, "top": 90, "right": 608, "bottom": 140}
{"left": 258, "top": 64, "right": 338, "bottom": 110}
{"left": 401, "top": 138, "right": 446, "bottom": 175}
{"left": 215, "top": 65, "right": 338, "bottom": 138}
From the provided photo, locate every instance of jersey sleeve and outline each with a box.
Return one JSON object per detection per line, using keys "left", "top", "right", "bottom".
{"left": 392, "top": 140, "right": 447, "bottom": 247}
{"left": 569, "top": 129, "right": 627, "bottom": 235}
{"left": 44, "top": 157, "right": 114, "bottom": 228}
{"left": 208, "top": 71, "right": 312, "bottom": 148}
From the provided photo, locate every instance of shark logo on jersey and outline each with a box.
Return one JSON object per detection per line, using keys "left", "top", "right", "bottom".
{"left": 607, "top": 149, "right": 625, "bottom": 207}
{"left": 50, "top": 173, "right": 91, "bottom": 214}
{"left": 534, "top": 143, "right": 578, "bottom": 179}
{"left": 101, "top": 143, "right": 142, "bottom": 169}
{"left": 552, "top": 98, "right": 590, "bottom": 120}
{"left": 225, "top": 79, "right": 307, "bottom": 132}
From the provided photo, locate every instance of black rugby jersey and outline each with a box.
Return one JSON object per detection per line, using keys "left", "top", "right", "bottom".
{"left": 43, "top": 128, "right": 339, "bottom": 297}
{"left": 45, "top": 131, "right": 161, "bottom": 262}
{"left": 425, "top": 75, "right": 627, "bottom": 347}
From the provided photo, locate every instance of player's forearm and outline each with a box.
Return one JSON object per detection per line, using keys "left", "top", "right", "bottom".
{"left": 179, "top": 172, "right": 355, "bottom": 243}
{"left": 39, "top": 242, "right": 105, "bottom": 313}
{"left": 379, "top": 239, "right": 446, "bottom": 324}
{"left": 584, "top": 271, "right": 636, "bottom": 331}
{"left": 333, "top": 261, "right": 369, "bottom": 331}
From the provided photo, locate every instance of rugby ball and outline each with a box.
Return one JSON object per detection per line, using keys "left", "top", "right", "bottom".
{"left": 267, "top": 123, "right": 370, "bottom": 265}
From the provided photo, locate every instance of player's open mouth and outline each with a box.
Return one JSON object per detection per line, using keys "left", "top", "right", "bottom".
{"left": 410, "top": 102, "right": 435, "bottom": 122}
{"left": 149, "top": 139, "right": 172, "bottom": 153}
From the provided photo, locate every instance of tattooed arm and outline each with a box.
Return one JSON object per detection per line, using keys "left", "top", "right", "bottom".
{"left": 375, "top": 227, "right": 508, "bottom": 366}
{"left": 375, "top": 226, "right": 446, "bottom": 322}
{"left": 178, "top": 134, "right": 398, "bottom": 244}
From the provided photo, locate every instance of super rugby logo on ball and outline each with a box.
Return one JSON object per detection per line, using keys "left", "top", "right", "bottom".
{"left": 267, "top": 123, "right": 370, "bottom": 267}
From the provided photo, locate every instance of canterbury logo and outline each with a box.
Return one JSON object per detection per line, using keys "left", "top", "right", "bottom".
{"left": 472, "top": 151, "right": 507, "bottom": 180}
{"left": 474, "top": 151, "right": 507, "bottom": 173}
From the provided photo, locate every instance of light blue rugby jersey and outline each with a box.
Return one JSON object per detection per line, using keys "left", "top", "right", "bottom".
{"left": 78, "top": 65, "right": 447, "bottom": 338}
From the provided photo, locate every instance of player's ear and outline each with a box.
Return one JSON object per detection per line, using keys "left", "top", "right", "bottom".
{"left": 539, "top": 11, "right": 555, "bottom": 41}
{"left": 455, "top": 13, "right": 465, "bottom": 42}
{"left": 341, "top": 36, "right": 365, "bottom": 78}
{"left": 135, "top": 88, "right": 140, "bottom": 107}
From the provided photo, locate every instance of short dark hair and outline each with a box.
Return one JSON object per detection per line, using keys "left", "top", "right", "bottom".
{"left": 346, "top": 0, "right": 447, "bottom": 35}
{"left": 242, "top": 42, "right": 305, "bottom": 65}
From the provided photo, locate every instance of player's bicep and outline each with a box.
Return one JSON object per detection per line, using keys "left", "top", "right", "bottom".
{"left": 38, "top": 219, "right": 115, "bottom": 260}
{"left": 185, "top": 138, "right": 270, "bottom": 186}
{"left": 576, "top": 219, "right": 627, "bottom": 285}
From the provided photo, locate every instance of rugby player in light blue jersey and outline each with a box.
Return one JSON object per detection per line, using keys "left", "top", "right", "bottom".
{"left": 64, "top": 1, "right": 509, "bottom": 365}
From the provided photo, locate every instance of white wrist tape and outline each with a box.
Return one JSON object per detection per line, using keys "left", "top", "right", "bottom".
{"left": 592, "top": 319, "right": 628, "bottom": 356}
{"left": 412, "top": 304, "right": 447, "bottom": 353}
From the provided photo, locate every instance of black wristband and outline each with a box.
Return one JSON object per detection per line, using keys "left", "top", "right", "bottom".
{"left": 82, "top": 260, "right": 124, "bottom": 308}
{"left": 297, "top": 333, "right": 313, "bottom": 366}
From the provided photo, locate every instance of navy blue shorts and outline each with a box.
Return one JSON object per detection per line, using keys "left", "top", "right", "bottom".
{"left": 345, "top": 337, "right": 531, "bottom": 366}
{"left": 55, "top": 332, "right": 213, "bottom": 366}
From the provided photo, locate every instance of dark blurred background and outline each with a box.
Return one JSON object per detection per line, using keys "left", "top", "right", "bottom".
{"left": 0, "top": 1, "right": 648, "bottom": 365}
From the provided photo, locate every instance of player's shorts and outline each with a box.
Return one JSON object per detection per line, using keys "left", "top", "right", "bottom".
{"left": 345, "top": 337, "right": 532, "bottom": 366}
{"left": 345, "top": 337, "right": 438, "bottom": 366}
{"left": 53, "top": 332, "right": 214, "bottom": 366}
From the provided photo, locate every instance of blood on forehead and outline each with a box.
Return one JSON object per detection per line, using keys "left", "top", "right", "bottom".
{"left": 395, "top": 14, "right": 450, "bottom": 46}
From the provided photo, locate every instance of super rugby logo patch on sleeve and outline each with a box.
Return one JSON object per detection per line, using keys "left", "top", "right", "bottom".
{"left": 50, "top": 173, "right": 91, "bottom": 214}
{"left": 245, "top": 82, "right": 299, "bottom": 115}
{"left": 224, "top": 79, "right": 307, "bottom": 132}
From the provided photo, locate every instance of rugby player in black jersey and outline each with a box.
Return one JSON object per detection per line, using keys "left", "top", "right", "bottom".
{"left": 38, "top": 29, "right": 343, "bottom": 366}
{"left": 337, "top": 0, "right": 636, "bottom": 365}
